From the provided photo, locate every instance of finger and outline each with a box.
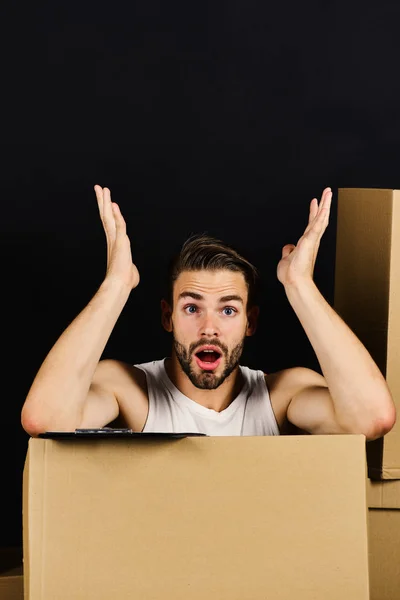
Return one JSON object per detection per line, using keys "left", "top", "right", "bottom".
{"left": 94, "top": 185, "right": 104, "bottom": 219}
{"left": 308, "top": 188, "right": 332, "bottom": 227}
{"left": 317, "top": 187, "right": 332, "bottom": 217}
{"left": 306, "top": 192, "right": 332, "bottom": 241}
{"left": 112, "top": 203, "right": 127, "bottom": 236}
{"left": 304, "top": 198, "right": 320, "bottom": 235}
{"left": 320, "top": 188, "right": 332, "bottom": 223}
{"left": 102, "top": 187, "right": 116, "bottom": 242}
{"left": 308, "top": 198, "right": 319, "bottom": 225}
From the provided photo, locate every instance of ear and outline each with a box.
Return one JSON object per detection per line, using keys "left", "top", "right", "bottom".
{"left": 246, "top": 305, "right": 259, "bottom": 337}
{"left": 161, "top": 299, "right": 173, "bottom": 332}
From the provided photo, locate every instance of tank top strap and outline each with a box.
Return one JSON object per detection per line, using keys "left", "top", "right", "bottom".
{"left": 239, "top": 365, "right": 280, "bottom": 436}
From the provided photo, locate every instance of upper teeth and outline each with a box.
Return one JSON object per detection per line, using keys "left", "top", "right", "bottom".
{"left": 203, "top": 350, "right": 214, "bottom": 352}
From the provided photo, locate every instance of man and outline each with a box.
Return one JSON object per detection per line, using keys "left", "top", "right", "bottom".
{"left": 21, "top": 185, "right": 396, "bottom": 439}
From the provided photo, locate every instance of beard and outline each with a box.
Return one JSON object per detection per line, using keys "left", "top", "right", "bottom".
{"left": 173, "top": 333, "right": 245, "bottom": 390}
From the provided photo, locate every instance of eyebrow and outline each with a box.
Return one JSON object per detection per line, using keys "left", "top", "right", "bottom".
{"left": 178, "top": 292, "right": 244, "bottom": 305}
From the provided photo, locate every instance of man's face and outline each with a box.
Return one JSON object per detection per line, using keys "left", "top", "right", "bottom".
{"left": 163, "top": 269, "right": 256, "bottom": 390}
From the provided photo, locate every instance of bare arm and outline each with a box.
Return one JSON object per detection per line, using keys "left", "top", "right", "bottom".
{"left": 284, "top": 280, "right": 395, "bottom": 439}
{"left": 21, "top": 186, "right": 140, "bottom": 436}
{"left": 277, "top": 188, "right": 396, "bottom": 440}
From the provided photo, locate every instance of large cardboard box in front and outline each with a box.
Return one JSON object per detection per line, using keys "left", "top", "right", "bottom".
{"left": 334, "top": 188, "right": 400, "bottom": 479}
{"left": 367, "top": 479, "right": 400, "bottom": 600}
{"left": 23, "top": 435, "right": 370, "bottom": 599}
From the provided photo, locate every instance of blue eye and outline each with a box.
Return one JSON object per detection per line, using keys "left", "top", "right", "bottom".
{"left": 186, "top": 305, "right": 197, "bottom": 314}
{"left": 223, "top": 307, "right": 236, "bottom": 316}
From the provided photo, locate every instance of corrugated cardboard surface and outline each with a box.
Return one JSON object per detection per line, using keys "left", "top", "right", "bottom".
{"left": 334, "top": 188, "right": 400, "bottom": 479}
{"left": 0, "top": 549, "right": 23, "bottom": 600}
{"left": 367, "top": 478, "right": 400, "bottom": 509}
{"left": 23, "top": 435, "right": 369, "bottom": 600}
{"left": 368, "top": 510, "right": 400, "bottom": 600}
{"left": 366, "top": 478, "right": 400, "bottom": 599}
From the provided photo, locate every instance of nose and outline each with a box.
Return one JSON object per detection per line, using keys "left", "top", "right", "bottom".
{"left": 199, "top": 312, "right": 220, "bottom": 337}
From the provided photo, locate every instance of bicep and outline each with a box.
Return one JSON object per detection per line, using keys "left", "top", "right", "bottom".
{"left": 79, "top": 359, "right": 122, "bottom": 429}
{"left": 80, "top": 383, "right": 119, "bottom": 429}
{"left": 81, "top": 359, "right": 149, "bottom": 431}
{"left": 287, "top": 385, "right": 346, "bottom": 435}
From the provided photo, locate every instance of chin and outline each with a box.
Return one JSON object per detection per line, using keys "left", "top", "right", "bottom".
{"left": 192, "top": 375, "right": 221, "bottom": 391}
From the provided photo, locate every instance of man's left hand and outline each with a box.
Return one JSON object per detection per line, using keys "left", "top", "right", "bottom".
{"left": 277, "top": 187, "right": 332, "bottom": 287}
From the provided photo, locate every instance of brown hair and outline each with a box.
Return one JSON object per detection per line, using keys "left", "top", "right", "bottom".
{"left": 166, "top": 233, "right": 259, "bottom": 307}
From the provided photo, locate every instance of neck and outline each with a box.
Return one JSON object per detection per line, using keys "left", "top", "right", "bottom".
{"left": 164, "top": 352, "right": 244, "bottom": 412}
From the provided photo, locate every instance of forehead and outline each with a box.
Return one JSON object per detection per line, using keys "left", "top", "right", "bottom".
{"left": 173, "top": 269, "right": 248, "bottom": 300}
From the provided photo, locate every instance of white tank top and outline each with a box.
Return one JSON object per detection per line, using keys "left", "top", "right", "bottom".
{"left": 134, "top": 359, "right": 280, "bottom": 436}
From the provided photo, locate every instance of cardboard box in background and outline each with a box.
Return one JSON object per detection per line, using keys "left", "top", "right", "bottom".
{"left": 367, "top": 479, "right": 400, "bottom": 600}
{"left": 0, "top": 548, "right": 23, "bottom": 600}
{"left": 23, "top": 435, "right": 370, "bottom": 600}
{"left": 334, "top": 188, "right": 400, "bottom": 479}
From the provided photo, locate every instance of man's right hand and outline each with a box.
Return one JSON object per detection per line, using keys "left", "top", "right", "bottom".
{"left": 94, "top": 185, "right": 140, "bottom": 291}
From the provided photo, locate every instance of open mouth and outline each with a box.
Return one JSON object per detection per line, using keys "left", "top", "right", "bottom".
{"left": 194, "top": 348, "right": 222, "bottom": 371}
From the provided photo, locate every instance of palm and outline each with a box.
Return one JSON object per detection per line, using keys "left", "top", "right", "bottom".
{"left": 94, "top": 185, "right": 140, "bottom": 291}
{"left": 277, "top": 188, "right": 332, "bottom": 287}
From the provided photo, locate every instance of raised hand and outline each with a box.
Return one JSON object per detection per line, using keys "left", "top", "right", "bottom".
{"left": 94, "top": 185, "right": 140, "bottom": 291}
{"left": 277, "top": 187, "right": 332, "bottom": 287}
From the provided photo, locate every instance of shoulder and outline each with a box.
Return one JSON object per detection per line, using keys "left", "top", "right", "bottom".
{"left": 265, "top": 367, "right": 327, "bottom": 429}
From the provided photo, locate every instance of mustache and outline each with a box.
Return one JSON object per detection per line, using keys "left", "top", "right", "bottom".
{"left": 188, "top": 339, "right": 228, "bottom": 357}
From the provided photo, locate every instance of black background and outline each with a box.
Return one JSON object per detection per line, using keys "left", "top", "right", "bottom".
{"left": 3, "top": 0, "right": 400, "bottom": 547}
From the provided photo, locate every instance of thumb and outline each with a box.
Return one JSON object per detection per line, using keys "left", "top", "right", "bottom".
{"left": 281, "top": 244, "right": 296, "bottom": 259}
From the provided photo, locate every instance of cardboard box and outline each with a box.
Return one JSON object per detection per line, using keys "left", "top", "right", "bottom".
{"left": 23, "top": 435, "right": 370, "bottom": 600}
{"left": 334, "top": 188, "right": 400, "bottom": 479}
{"left": 0, "top": 548, "right": 23, "bottom": 600}
{"left": 367, "top": 479, "right": 400, "bottom": 600}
